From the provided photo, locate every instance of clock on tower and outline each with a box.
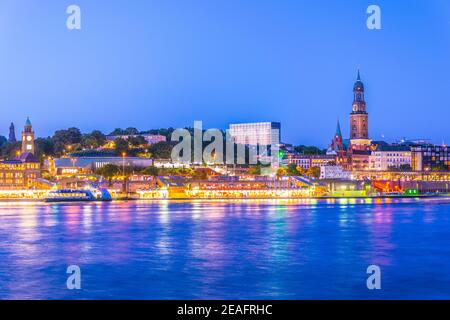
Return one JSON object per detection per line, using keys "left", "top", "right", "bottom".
{"left": 21, "top": 117, "right": 35, "bottom": 155}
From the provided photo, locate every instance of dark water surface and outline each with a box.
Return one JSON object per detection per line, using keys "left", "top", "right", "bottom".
{"left": 0, "top": 198, "right": 450, "bottom": 299}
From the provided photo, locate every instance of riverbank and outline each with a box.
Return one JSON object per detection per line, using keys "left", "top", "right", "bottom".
{"left": 1, "top": 194, "right": 448, "bottom": 202}
{"left": 124, "top": 193, "right": 450, "bottom": 201}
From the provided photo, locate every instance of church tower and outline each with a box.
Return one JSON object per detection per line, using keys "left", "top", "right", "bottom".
{"left": 21, "top": 117, "right": 35, "bottom": 155}
{"left": 8, "top": 123, "right": 16, "bottom": 143}
{"left": 328, "top": 120, "right": 344, "bottom": 154}
{"left": 349, "top": 70, "right": 370, "bottom": 150}
{"left": 327, "top": 119, "right": 349, "bottom": 167}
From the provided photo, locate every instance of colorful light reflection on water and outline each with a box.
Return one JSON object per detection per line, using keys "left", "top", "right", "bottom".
{"left": 0, "top": 198, "right": 450, "bottom": 299}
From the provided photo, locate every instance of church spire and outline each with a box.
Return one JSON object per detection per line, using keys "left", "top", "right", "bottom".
{"left": 335, "top": 120, "right": 342, "bottom": 137}
{"left": 353, "top": 69, "right": 365, "bottom": 104}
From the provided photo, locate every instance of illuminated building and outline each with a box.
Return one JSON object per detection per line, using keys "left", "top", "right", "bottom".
{"left": 346, "top": 70, "right": 372, "bottom": 170}
{"left": 0, "top": 118, "right": 41, "bottom": 190}
{"left": 21, "top": 117, "right": 35, "bottom": 154}
{"left": 139, "top": 176, "right": 328, "bottom": 199}
{"left": 229, "top": 122, "right": 281, "bottom": 146}
{"left": 287, "top": 154, "right": 335, "bottom": 170}
{"left": 320, "top": 165, "right": 352, "bottom": 180}
{"left": 412, "top": 145, "right": 450, "bottom": 172}
{"left": 49, "top": 156, "right": 153, "bottom": 175}
{"left": 369, "top": 146, "right": 412, "bottom": 171}
{"left": 327, "top": 71, "right": 372, "bottom": 171}
{"left": 350, "top": 150, "right": 371, "bottom": 171}
{"left": 349, "top": 70, "right": 371, "bottom": 151}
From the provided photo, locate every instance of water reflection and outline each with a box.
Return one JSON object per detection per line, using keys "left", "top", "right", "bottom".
{"left": 366, "top": 206, "right": 394, "bottom": 266}
{"left": 0, "top": 198, "right": 450, "bottom": 299}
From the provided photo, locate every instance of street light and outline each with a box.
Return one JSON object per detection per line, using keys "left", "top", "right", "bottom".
{"left": 122, "top": 152, "right": 127, "bottom": 198}
{"left": 122, "top": 152, "right": 126, "bottom": 177}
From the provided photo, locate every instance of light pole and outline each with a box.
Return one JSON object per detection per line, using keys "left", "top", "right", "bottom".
{"left": 122, "top": 152, "right": 127, "bottom": 197}
{"left": 122, "top": 152, "right": 126, "bottom": 176}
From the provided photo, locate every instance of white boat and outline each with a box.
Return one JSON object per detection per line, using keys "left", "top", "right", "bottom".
{"left": 44, "top": 189, "right": 111, "bottom": 202}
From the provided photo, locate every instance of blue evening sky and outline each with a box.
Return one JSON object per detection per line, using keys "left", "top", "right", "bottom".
{"left": 0, "top": 0, "right": 449, "bottom": 147}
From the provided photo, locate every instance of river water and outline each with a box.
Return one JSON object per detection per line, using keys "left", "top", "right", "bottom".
{"left": 0, "top": 198, "right": 449, "bottom": 299}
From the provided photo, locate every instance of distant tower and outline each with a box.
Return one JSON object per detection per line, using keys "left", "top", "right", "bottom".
{"left": 350, "top": 70, "right": 370, "bottom": 150}
{"left": 21, "top": 117, "right": 35, "bottom": 155}
{"left": 328, "top": 120, "right": 344, "bottom": 154}
{"left": 8, "top": 123, "right": 16, "bottom": 143}
{"left": 327, "top": 119, "right": 349, "bottom": 167}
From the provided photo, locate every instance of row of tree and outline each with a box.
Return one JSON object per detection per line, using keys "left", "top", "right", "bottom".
{"left": 110, "top": 127, "right": 176, "bottom": 140}
{"left": 0, "top": 127, "right": 177, "bottom": 160}
{"left": 293, "top": 145, "right": 327, "bottom": 155}
{"left": 0, "top": 128, "right": 108, "bottom": 159}
{"left": 96, "top": 164, "right": 209, "bottom": 185}
{"left": 0, "top": 126, "right": 327, "bottom": 165}
{"left": 277, "top": 163, "right": 321, "bottom": 178}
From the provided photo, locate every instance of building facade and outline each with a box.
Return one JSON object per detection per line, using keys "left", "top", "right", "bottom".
{"left": 369, "top": 146, "right": 412, "bottom": 171}
{"left": 0, "top": 159, "right": 40, "bottom": 189}
{"left": 320, "top": 165, "right": 352, "bottom": 180}
{"left": 412, "top": 145, "right": 450, "bottom": 171}
{"left": 50, "top": 156, "right": 153, "bottom": 175}
{"left": 350, "top": 150, "right": 371, "bottom": 171}
{"left": 0, "top": 118, "right": 41, "bottom": 190}
{"left": 287, "top": 154, "right": 335, "bottom": 170}
{"left": 229, "top": 122, "right": 281, "bottom": 146}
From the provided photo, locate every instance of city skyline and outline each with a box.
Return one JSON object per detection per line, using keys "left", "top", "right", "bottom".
{"left": 2, "top": 1, "right": 450, "bottom": 303}
{"left": 1, "top": 1, "right": 450, "bottom": 146}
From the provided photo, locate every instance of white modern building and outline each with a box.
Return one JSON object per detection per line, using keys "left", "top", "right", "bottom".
{"left": 229, "top": 122, "right": 281, "bottom": 146}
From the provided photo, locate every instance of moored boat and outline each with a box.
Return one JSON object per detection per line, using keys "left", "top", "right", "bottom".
{"left": 44, "top": 189, "right": 112, "bottom": 202}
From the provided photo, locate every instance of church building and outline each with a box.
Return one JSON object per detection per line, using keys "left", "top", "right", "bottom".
{"left": 327, "top": 70, "right": 372, "bottom": 171}
{"left": 349, "top": 70, "right": 371, "bottom": 151}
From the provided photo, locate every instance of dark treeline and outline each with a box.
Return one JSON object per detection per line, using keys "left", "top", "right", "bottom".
{"left": 294, "top": 145, "right": 327, "bottom": 155}
{"left": 0, "top": 127, "right": 178, "bottom": 160}
{"left": 0, "top": 126, "right": 324, "bottom": 162}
